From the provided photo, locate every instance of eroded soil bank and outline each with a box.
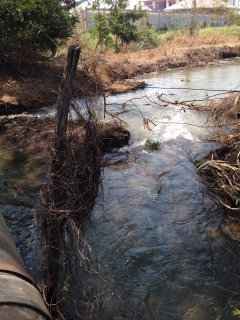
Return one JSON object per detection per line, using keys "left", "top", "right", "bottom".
{"left": 1, "top": 43, "right": 240, "bottom": 215}
{"left": 1, "top": 43, "right": 240, "bottom": 115}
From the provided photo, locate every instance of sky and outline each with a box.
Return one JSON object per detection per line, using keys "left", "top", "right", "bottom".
{"left": 77, "top": 0, "right": 142, "bottom": 9}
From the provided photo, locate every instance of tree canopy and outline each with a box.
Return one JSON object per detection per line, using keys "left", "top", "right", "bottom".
{"left": 91, "top": 0, "right": 147, "bottom": 51}
{"left": 0, "top": 0, "right": 78, "bottom": 59}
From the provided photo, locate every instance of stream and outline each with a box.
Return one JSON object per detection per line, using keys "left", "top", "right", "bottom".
{"left": 1, "top": 58, "right": 240, "bottom": 319}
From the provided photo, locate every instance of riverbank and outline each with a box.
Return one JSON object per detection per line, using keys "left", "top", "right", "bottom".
{"left": 1, "top": 42, "right": 240, "bottom": 218}
{"left": 1, "top": 43, "right": 240, "bottom": 115}
{"left": 0, "top": 116, "right": 130, "bottom": 154}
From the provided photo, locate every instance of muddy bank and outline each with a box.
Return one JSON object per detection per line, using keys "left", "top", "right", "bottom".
{"left": 1, "top": 44, "right": 240, "bottom": 115}
{"left": 98, "top": 45, "right": 240, "bottom": 86}
{"left": 0, "top": 116, "right": 130, "bottom": 153}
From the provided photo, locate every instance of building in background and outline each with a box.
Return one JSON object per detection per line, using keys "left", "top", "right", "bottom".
{"left": 228, "top": 0, "right": 240, "bottom": 7}
{"left": 140, "top": 0, "right": 179, "bottom": 11}
{"left": 163, "top": 0, "right": 238, "bottom": 12}
{"left": 140, "top": 0, "right": 240, "bottom": 10}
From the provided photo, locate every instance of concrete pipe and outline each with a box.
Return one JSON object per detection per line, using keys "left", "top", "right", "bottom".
{"left": 0, "top": 212, "right": 49, "bottom": 320}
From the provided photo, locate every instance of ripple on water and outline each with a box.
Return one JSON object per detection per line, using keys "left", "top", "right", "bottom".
{"left": 1, "top": 59, "right": 240, "bottom": 319}
{"left": 90, "top": 139, "right": 240, "bottom": 319}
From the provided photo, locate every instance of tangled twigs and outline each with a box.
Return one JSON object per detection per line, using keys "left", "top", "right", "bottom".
{"left": 32, "top": 45, "right": 132, "bottom": 319}
{"left": 143, "top": 117, "right": 157, "bottom": 131}
{"left": 197, "top": 147, "right": 240, "bottom": 212}
{"left": 34, "top": 45, "right": 105, "bottom": 319}
{"left": 35, "top": 119, "right": 102, "bottom": 318}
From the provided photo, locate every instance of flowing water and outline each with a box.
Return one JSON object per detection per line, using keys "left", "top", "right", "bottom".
{"left": 1, "top": 58, "right": 240, "bottom": 319}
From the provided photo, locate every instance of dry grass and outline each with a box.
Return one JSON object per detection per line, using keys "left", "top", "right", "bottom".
{"left": 92, "top": 40, "right": 240, "bottom": 73}
{"left": 196, "top": 33, "right": 239, "bottom": 46}
{"left": 198, "top": 133, "right": 240, "bottom": 213}
{"left": 194, "top": 92, "right": 240, "bottom": 214}
{"left": 79, "top": 27, "right": 240, "bottom": 65}
{"left": 190, "top": 93, "right": 240, "bottom": 124}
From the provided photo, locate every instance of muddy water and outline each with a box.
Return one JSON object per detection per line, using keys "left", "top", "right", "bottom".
{"left": 1, "top": 58, "right": 240, "bottom": 319}
{"left": 0, "top": 139, "right": 46, "bottom": 271}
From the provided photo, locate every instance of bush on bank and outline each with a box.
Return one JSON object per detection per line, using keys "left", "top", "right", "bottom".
{"left": 0, "top": 0, "right": 78, "bottom": 61}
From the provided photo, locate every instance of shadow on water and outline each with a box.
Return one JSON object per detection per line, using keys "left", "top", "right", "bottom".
{"left": 0, "top": 136, "right": 46, "bottom": 274}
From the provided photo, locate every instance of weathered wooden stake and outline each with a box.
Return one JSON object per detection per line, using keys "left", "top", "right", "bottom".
{"left": 44, "top": 45, "right": 81, "bottom": 313}
{"left": 55, "top": 44, "right": 81, "bottom": 138}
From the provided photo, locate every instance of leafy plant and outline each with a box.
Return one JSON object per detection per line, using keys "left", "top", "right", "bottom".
{"left": 145, "top": 138, "right": 161, "bottom": 150}
{"left": 109, "top": 0, "right": 146, "bottom": 46}
{"left": 227, "top": 9, "right": 240, "bottom": 26}
{"left": 195, "top": 156, "right": 204, "bottom": 168}
{"left": 138, "top": 25, "right": 163, "bottom": 49}
{"left": 91, "top": 0, "right": 146, "bottom": 51}
{"left": 156, "top": 181, "right": 165, "bottom": 194}
{"left": 63, "top": 275, "right": 71, "bottom": 296}
{"left": 210, "top": 303, "right": 222, "bottom": 315}
{"left": 91, "top": 12, "right": 113, "bottom": 52}
{"left": 0, "top": 0, "right": 78, "bottom": 60}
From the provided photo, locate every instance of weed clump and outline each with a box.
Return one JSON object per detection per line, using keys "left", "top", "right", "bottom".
{"left": 145, "top": 138, "right": 161, "bottom": 150}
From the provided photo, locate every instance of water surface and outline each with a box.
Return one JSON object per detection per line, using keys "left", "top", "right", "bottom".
{"left": 1, "top": 58, "right": 240, "bottom": 319}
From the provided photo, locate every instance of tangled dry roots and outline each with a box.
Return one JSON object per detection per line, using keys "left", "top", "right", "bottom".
{"left": 191, "top": 92, "right": 240, "bottom": 124}
{"left": 197, "top": 133, "right": 240, "bottom": 214}
{"left": 38, "top": 120, "right": 101, "bottom": 226}
{"left": 35, "top": 118, "right": 102, "bottom": 315}
{"left": 198, "top": 158, "right": 240, "bottom": 212}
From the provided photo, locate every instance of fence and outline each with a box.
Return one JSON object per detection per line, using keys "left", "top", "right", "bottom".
{"left": 77, "top": 8, "right": 228, "bottom": 30}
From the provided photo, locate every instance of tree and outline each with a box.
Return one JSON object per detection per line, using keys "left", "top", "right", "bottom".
{"left": 91, "top": 0, "right": 146, "bottom": 51}
{"left": 211, "top": 4, "right": 228, "bottom": 27}
{"left": 109, "top": 0, "right": 146, "bottom": 47}
{"left": 189, "top": 0, "right": 197, "bottom": 36}
{"left": 91, "top": 12, "right": 113, "bottom": 52}
{"left": 227, "top": 9, "right": 240, "bottom": 26}
{"left": 0, "top": 0, "right": 78, "bottom": 60}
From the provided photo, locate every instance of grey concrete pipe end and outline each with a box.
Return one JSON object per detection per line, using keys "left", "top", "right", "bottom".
{"left": 0, "top": 272, "right": 49, "bottom": 320}
{"left": 0, "top": 213, "right": 50, "bottom": 319}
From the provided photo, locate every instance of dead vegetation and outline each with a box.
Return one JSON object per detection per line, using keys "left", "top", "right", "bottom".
{"left": 0, "top": 116, "right": 130, "bottom": 153}
{"left": 24, "top": 46, "right": 131, "bottom": 320}
{"left": 1, "top": 43, "right": 240, "bottom": 115}
{"left": 35, "top": 118, "right": 103, "bottom": 317}
{"left": 193, "top": 91, "right": 240, "bottom": 215}
{"left": 198, "top": 133, "right": 240, "bottom": 213}
{"left": 189, "top": 92, "right": 240, "bottom": 123}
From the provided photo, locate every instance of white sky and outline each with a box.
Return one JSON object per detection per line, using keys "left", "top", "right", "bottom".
{"left": 77, "top": 0, "right": 142, "bottom": 9}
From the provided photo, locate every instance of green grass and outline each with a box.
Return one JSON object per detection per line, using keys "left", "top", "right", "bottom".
{"left": 195, "top": 156, "right": 204, "bottom": 168}
{"left": 59, "top": 22, "right": 97, "bottom": 56}
{"left": 198, "top": 25, "right": 240, "bottom": 37}
{"left": 160, "top": 25, "right": 240, "bottom": 46}
{"left": 145, "top": 138, "right": 161, "bottom": 150}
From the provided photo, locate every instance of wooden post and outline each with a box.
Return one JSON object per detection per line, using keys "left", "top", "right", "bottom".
{"left": 55, "top": 45, "right": 81, "bottom": 139}
{"left": 44, "top": 45, "right": 81, "bottom": 314}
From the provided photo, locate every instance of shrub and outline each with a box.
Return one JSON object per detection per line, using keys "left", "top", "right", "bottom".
{"left": 145, "top": 138, "right": 161, "bottom": 150}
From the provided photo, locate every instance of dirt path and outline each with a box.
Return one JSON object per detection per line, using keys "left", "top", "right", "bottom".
{"left": 0, "top": 43, "right": 239, "bottom": 115}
